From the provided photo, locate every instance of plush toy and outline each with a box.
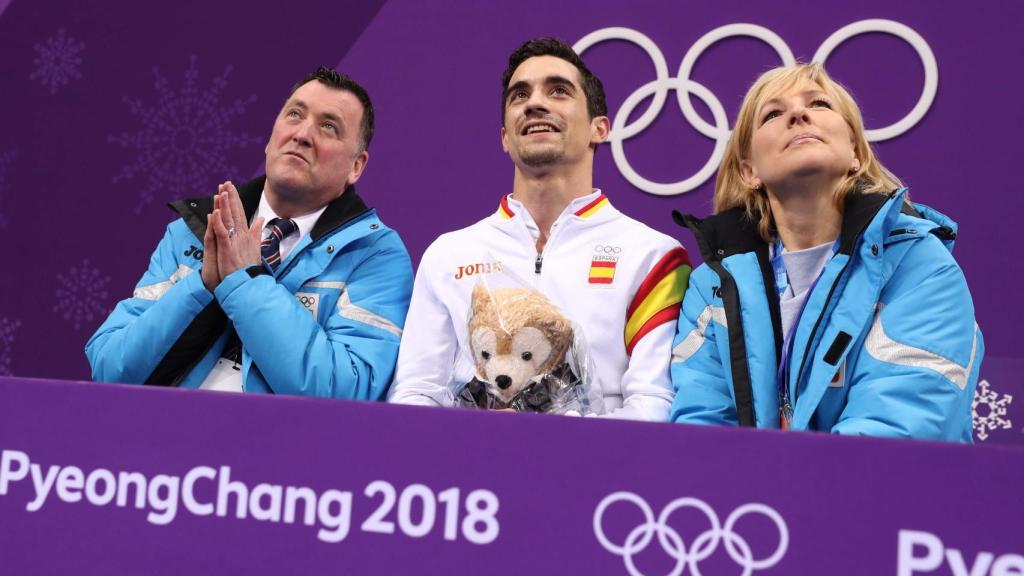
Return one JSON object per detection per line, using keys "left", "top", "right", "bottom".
{"left": 463, "top": 284, "right": 577, "bottom": 411}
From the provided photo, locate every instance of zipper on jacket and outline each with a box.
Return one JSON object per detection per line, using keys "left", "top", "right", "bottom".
{"left": 791, "top": 259, "right": 851, "bottom": 407}
{"left": 790, "top": 194, "right": 893, "bottom": 415}
{"left": 534, "top": 220, "right": 566, "bottom": 275}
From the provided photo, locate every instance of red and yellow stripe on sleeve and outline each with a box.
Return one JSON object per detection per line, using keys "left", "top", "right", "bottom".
{"left": 624, "top": 247, "right": 692, "bottom": 355}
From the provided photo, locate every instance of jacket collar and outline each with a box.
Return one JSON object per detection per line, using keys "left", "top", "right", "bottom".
{"left": 673, "top": 189, "right": 897, "bottom": 263}
{"left": 169, "top": 176, "right": 371, "bottom": 242}
{"left": 496, "top": 189, "right": 612, "bottom": 222}
{"left": 837, "top": 189, "right": 891, "bottom": 255}
{"left": 672, "top": 207, "right": 761, "bottom": 264}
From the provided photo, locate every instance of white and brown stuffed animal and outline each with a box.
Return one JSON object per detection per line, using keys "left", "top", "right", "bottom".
{"left": 467, "top": 284, "right": 574, "bottom": 408}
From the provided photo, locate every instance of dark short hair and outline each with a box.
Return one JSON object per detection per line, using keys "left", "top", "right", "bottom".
{"left": 291, "top": 66, "right": 375, "bottom": 150}
{"left": 500, "top": 37, "right": 607, "bottom": 123}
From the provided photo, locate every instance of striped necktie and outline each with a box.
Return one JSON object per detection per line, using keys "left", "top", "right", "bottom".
{"left": 261, "top": 217, "right": 299, "bottom": 270}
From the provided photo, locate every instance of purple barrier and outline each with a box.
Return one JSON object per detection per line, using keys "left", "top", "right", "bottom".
{"left": 0, "top": 376, "right": 1020, "bottom": 575}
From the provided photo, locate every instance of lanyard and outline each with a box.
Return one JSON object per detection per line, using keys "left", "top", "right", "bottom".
{"left": 772, "top": 239, "right": 839, "bottom": 428}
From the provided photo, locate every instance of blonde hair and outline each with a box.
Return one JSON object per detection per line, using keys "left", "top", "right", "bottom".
{"left": 714, "top": 63, "right": 903, "bottom": 241}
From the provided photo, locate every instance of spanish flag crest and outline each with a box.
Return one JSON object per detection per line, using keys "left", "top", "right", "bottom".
{"left": 588, "top": 245, "right": 621, "bottom": 285}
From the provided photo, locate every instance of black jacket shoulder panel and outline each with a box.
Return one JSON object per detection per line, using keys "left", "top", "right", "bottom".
{"left": 167, "top": 176, "right": 266, "bottom": 241}
{"left": 676, "top": 207, "right": 765, "bottom": 262}
{"left": 838, "top": 191, "right": 890, "bottom": 255}
{"left": 310, "top": 184, "right": 371, "bottom": 241}
{"left": 166, "top": 176, "right": 376, "bottom": 243}
{"left": 168, "top": 195, "right": 213, "bottom": 241}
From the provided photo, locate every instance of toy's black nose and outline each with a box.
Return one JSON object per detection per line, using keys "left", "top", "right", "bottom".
{"left": 495, "top": 375, "right": 512, "bottom": 389}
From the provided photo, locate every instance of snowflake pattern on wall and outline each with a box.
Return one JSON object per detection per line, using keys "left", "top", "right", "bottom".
{"left": 0, "top": 149, "right": 14, "bottom": 229}
{"left": 108, "top": 56, "right": 261, "bottom": 213}
{"left": 53, "top": 259, "right": 111, "bottom": 331}
{"left": 0, "top": 317, "right": 20, "bottom": 376}
{"left": 30, "top": 29, "right": 84, "bottom": 95}
{"left": 972, "top": 379, "right": 1013, "bottom": 441}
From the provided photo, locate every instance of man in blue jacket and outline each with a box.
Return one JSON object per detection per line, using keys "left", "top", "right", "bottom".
{"left": 86, "top": 67, "right": 413, "bottom": 400}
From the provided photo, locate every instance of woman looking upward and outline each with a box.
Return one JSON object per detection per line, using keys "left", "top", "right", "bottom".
{"left": 670, "top": 63, "right": 982, "bottom": 442}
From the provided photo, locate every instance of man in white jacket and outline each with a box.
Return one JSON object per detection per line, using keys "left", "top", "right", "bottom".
{"left": 388, "top": 38, "right": 690, "bottom": 421}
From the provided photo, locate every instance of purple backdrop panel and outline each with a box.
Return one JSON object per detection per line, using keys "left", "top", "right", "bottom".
{"left": 0, "top": 376, "right": 1021, "bottom": 575}
{"left": 0, "top": 0, "right": 385, "bottom": 381}
{"left": 0, "top": 0, "right": 1021, "bottom": 445}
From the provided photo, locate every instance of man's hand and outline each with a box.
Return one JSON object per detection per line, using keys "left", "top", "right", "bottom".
{"left": 201, "top": 210, "right": 221, "bottom": 292}
{"left": 209, "top": 181, "right": 264, "bottom": 281}
{"left": 201, "top": 183, "right": 233, "bottom": 292}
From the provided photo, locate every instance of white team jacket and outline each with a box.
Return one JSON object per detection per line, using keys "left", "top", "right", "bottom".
{"left": 388, "top": 190, "right": 691, "bottom": 421}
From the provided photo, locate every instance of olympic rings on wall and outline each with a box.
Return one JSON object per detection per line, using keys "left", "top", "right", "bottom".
{"left": 574, "top": 19, "right": 938, "bottom": 196}
{"left": 593, "top": 491, "right": 789, "bottom": 576}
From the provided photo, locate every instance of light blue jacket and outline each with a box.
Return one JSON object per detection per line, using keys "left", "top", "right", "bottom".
{"left": 670, "top": 189, "right": 982, "bottom": 442}
{"left": 86, "top": 177, "right": 413, "bottom": 400}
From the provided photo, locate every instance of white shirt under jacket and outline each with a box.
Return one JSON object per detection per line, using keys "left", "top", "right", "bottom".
{"left": 388, "top": 190, "right": 690, "bottom": 421}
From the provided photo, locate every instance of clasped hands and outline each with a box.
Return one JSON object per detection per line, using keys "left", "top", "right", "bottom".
{"left": 201, "top": 182, "right": 266, "bottom": 292}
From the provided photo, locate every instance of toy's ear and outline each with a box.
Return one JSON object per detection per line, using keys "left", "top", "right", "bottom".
{"left": 557, "top": 319, "right": 574, "bottom": 356}
{"left": 539, "top": 317, "right": 574, "bottom": 372}
{"left": 471, "top": 284, "right": 490, "bottom": 312}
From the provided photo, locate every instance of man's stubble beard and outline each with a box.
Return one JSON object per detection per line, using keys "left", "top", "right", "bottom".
{"left": 518, "top": 143, "right": 564, "bottom": 168}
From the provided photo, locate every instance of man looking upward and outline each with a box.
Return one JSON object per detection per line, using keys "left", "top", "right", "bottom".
{"left": 389, "top": 38, "right": 690, "bottom": 420}
{"left": 88, "top": 67, "right": 412, "bottom": 399}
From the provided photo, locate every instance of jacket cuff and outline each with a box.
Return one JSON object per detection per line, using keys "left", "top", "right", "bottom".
{"left": 246, "top": 264, "right": 270, "bottom": 278}
{"left": 183, "top": 267, "right": 215, "bottom": 307}
{"left": 214, "top": 266, "right": 260, "bottom": 303}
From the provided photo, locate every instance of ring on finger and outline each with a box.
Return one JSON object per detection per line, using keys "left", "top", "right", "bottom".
{"left": 227, "top": 227, "right": 236, "bottom": 238}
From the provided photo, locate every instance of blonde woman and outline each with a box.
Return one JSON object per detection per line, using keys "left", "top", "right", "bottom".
{"left": 669, "top": 63, "right": 981, "bottom": 441}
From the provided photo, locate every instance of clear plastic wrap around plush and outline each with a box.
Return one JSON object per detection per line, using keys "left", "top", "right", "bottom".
{"left": 448, "top": 280, "right": 602, "bottom": 416}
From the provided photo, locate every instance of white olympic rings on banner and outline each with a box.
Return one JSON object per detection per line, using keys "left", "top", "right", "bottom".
{"left": 593, "top": 491, "right": 789, "bottom": 576}
{"left": 573, "top": 19, "right": 938, "bottom": 196}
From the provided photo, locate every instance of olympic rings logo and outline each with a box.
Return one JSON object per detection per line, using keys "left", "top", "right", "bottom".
{"left": 595, "top": 245, "right": 623, "bottom": 254}
{"left": 593, "top": 491, "right": 789, "bottom": 576}
{"left": 574, "top": 19, "right": 938, "bottom": 196}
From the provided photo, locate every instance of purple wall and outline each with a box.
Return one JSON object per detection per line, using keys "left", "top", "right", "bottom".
{"left": 0, "top": 0, "right": 1019, "bottom": 444}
